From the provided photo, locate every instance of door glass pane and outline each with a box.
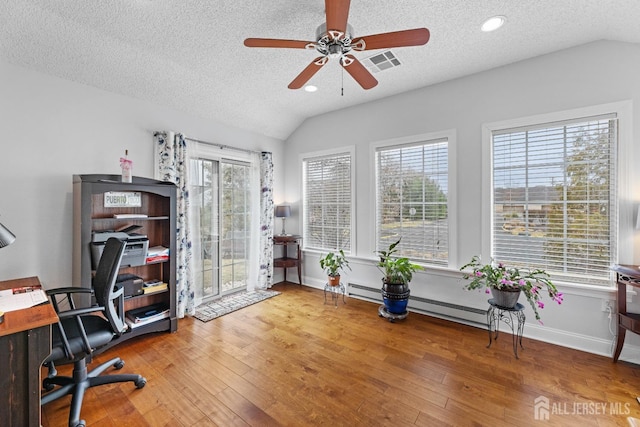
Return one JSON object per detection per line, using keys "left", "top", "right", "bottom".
{"left": 221, "top": 162, "right": 250, "bottom": 295}
{"left": 190, "top": 158, "right": 220, "bottom": 300}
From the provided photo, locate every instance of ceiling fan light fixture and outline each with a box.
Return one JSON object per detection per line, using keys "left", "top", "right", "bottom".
{"left": 481, "top": 15, "right": 506, "bottom": 32}
{"left": 327, "top": 44, "right": 343, "bottom": 58}
{"left": 304, "top": 85, "right": 318, "bottom": 93}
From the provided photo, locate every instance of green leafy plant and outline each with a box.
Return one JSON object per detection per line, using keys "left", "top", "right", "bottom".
{"left": 319, "top": 250, "right": 351, "bottom": 278}
{"left": 460, "top": 255, "right": 563, "bottom": 322}
{"left": 376, "top": 238, "right": 424, "bottom": 284}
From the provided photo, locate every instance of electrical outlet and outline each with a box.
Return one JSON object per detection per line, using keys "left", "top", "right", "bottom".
{"left": 601, "top": 299, "right": 615, "bottom": 312}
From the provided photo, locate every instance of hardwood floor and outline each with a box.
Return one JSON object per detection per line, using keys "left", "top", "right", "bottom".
{"left": 42, "top": 283, "right": 640, "bottom": 426}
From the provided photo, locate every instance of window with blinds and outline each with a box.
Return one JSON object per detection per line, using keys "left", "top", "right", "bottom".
{"left": 492, "top": 114, "right": 617, "bottom": 286}
{"left": 376, "top": 139, "right": 449, "bottom": 266}
{"left": 302, "top": 152, "right": 352, "bottom": 252}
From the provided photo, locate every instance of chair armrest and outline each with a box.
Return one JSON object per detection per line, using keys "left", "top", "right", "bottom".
{"left": 56, "top": 306, "right": 105, "bottom": 320}
{"left": 46, "top": 287, "right": 92, "bottom": 313}
{"left": 46, "top": 287, "right": 92, "bottom": 296}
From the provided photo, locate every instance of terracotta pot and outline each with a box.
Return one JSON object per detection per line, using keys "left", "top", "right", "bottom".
{"left": 328, "top": 275, "right": 341, "bottom": 286}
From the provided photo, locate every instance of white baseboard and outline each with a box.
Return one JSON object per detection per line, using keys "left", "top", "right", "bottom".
{"left": 525, "top": 323, "right": 640, "bottom": 364}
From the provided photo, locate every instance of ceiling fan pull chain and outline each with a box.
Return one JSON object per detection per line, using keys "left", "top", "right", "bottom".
{"left": 341, "top": 67, "right": 344, "bottom": 96}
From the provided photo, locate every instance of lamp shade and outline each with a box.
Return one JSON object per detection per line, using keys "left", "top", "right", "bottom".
{"left": 275, "top": 205, "right": 291, "bottom": 218}
{"left": 0, "top": 222, "right": 16, "bottom": 248}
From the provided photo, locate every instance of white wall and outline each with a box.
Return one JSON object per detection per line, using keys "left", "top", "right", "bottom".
{"left": 0, "top": 60, "right": 285, "bottom": 287}
{"left": 284, "top": 40, "right": 640, "bottom": 360}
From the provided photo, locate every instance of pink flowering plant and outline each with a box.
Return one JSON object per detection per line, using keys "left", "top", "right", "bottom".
{"left": 460, "top": 255, "right": 563, "bottom": 321}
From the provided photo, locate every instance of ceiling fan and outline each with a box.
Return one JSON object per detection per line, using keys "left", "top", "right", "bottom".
{"left": 244, "top": 0, "right": 430, "bottom": 90}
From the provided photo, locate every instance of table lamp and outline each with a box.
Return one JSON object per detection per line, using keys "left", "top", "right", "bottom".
{"left": 275, "top": 205, "right": 291, "bottom": 235}
{"left": 0, "top": 222, "right": 15, "bottom": 248}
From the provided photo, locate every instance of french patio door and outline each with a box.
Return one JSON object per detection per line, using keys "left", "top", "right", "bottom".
{"left": 190, "top": 157, "right": 251, "bottom": 301}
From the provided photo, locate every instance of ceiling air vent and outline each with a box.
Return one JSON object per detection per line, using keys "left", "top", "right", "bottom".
{"left": 362, "top": 50, "right": 401, "bottom": 73}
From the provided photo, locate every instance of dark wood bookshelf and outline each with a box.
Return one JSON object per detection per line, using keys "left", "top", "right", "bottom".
{"left": 73, "top": 174, "right": 177, "bottom": 351}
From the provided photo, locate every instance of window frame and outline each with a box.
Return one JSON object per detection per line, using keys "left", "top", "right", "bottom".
{"left": 300, "top": 146, "right": 356, "bottom": 254}
{"left": 481, "top": 102, "right": 633, "bottom": 288}
{"left": 372, "top": 130, "right": 457, "bottom": 268}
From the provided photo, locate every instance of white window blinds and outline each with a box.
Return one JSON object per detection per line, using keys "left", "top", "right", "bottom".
{"left": 376, "top": 139, "right": 449, "bottom": 265}
{"left": 303, "top": 152, "right": 352, "bottom": 252}
{"left": 492, "top": 114, "right": 617, "bottom": 286}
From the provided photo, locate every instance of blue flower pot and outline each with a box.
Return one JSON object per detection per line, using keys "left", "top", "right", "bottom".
{"left": 383, "top": 296, "right": 409, "bottom": 314}
{"left": 381, "top": 281, "right": 410, "bottom": 315}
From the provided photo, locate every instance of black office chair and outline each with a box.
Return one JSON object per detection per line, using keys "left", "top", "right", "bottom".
{"left": 41, "top": 237, "right": 146, "bottom": 427}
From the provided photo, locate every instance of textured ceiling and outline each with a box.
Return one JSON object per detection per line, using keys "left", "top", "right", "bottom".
{"left": 2, "top": 1, "right": 640, "bottom": 140}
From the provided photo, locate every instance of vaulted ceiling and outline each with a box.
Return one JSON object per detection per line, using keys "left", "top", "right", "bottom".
{"left": 2, "top": 1, "right": 640, "bottom": 140}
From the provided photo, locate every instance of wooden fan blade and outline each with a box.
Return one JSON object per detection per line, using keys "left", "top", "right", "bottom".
{"left": 341, "top": 54, "right": 377, "bottom": 90}
{"left": 325, "top": 0, "right": 351, "bottom": 33}
{"left": 352, "top": 28, "right": 430, "bottom": 51}
{"left": 288, "top": 57, "right": 328, "bottom": 89}
{"left": 244, "top": 38, "right": 315, "bottom": 49}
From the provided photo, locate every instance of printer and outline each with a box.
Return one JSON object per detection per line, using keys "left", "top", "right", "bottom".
{"left": 91, "top": 225, "right": 149, "bottom": 269}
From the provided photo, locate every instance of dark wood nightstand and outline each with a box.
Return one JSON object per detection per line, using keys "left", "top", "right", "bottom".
{"left": 612, "top": 264, "right": 640, "bottom": 361}
{"left": 273, "top": 235, "right": 302, "bottom": 284}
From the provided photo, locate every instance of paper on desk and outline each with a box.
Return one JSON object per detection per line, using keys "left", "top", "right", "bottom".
{"left": 0, "top": 288, "right": 48, "bottom": 312}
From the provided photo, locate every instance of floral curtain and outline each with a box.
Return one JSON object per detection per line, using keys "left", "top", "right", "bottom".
{"left": 258, "top": 152, "right": 274, "bottom": 289}
{"left": 154, "top": 132, "right": 195, "bottom": 317}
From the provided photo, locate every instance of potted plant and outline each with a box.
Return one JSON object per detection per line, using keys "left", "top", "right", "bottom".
{"left": 377, "top": 238, "right": 424, "bottom": 318}
{"left": 460, "top": 255, "right": 564, "bottom": 322}
{"left": 319, "top": 250, "right": 351, "bottom": 286}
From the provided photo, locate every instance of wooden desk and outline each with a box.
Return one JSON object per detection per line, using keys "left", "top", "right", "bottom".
{"left": 0, "top": 276, "right": 58, "bottom": 427}
{"left": 273, "top": 235, "right": 302, "bottom": 284}
{"left": 612, "top": 264, "right": 640, "bottom": 362}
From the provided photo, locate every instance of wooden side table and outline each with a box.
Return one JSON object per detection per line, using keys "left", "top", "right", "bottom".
{"left": 273, "top": 235, "right": 302, "bottom": 284}
{"left": 612, "top": 264, "right": 640, "bottom": 361}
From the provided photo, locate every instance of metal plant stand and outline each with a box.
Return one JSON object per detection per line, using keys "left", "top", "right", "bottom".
{"left": 487, "top": 299, "right": 526, "bottom": 358}
{"left": 324, "top": 282, "right": 346, "bottom": 307}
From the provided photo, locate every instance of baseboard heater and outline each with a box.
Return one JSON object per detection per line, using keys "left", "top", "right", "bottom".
{"left": 348, "top": 282, "right": 488, "bottom": 328}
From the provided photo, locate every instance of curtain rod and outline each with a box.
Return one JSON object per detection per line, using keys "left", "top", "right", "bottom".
{"left": 154, "top": 131, "right": 263, "bottom": 155}
{"left": 186, "top": 136, "right": 263, "bottom": 155}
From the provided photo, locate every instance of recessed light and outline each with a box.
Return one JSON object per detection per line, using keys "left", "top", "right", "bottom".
{"left": 304, "top": 85, "right": 318, "bottom": 93}
{"left": 481, "top": 15, "right": 506, "bottom": 32}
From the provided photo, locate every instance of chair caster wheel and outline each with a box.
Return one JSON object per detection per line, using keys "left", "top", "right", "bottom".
{"left": 114, "top": 360, "right": 125, "bottom": 369}
{"left": 135, "top": 377, "right": 147, "bottom": 389}
{"left": 71, "top": 420, "right": 86, "bottom": 427}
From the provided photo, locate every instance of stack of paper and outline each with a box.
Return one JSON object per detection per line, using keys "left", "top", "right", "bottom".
{"left": 0, "top": 286, "right": 48, "bottom": 313}
{"left": 125, "top": 303, "right": 170, "bottom": 329}
{"left": 146, "top": 246, "right": 169, "bottom": 263}
{"left": 143, "top": 280, "right": 168, "bottom": 294}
